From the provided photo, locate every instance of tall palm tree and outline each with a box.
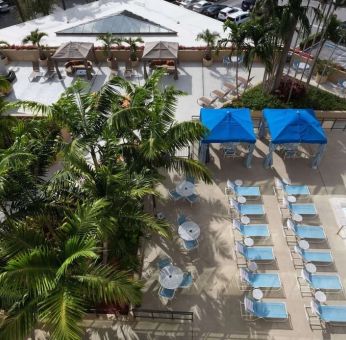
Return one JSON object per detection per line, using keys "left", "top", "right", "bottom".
{"left": 242, "top": 19, "right": 274, "bottom": 92}
{"left": 22, "top": 29, "right": 48, "bottom": 60}
{"left": 0, "top": 199, "right": 142, "bottom": 340}
{"left": 218, "top": 20, "right": 247, "bottom": 98}
{"left": 196, "top": 29, "right": 220, "bottom": 61}
{"left": 122, "top": 37, "right": 144, "bottom": 62}
{"left": 97, "top": 33, "right": 121, "bottom": 61}
{"left": 269, "top": 0, "right": 312, "bottom": 91}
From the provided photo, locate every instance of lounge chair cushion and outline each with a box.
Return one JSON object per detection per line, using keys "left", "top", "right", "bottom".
{"left": 289, "top": 203, "right": 317, "bottom": 215}
{"left": 284, "top": 185, "right": 310, "bottom": 196}
{"left": 318, "top": 305, "right": 346, "bottom": 322}
{"left": 245, "top": 246, "right": 274, "bottom": 261}
{"left": 249, "top": 273, "right": 281, "bottom": 288}
{"left": 301, "top": 250, "right": 333, "bottom": 263}
{"left": 295, "top": 226, "right": 326, "bottom": 239}
{"left": 159, "top": 287, "right": 175, "bottom": 298}
{"left": 235, "top": 186, "right": 261, "bottom": 197}
{"left": 239, "top": 204, "right": 265, "bottom": 215}
{"left": 240, "top": 224, "right": 270, "bottom": 237}
{"left": 310, "top": 274, "right": 342, "bottom": 290}
{"left": 254, "top": 302, "right": 288, "bottom": 319}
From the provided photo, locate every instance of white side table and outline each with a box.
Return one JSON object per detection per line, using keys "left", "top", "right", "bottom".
{"left": 299, "top": 239, "right": 310, "bottom": 250}
{"left": 237, "top": 196, "right": 246, "bottom": 204}
{"left": 287, "top": 195, "right": 297, "bottom": 203}
{"left": 252, "top": 288, "right": 263, "bottom": 300}
{"left": 305, "top": 262, "right": 317, "bottom": 273}
{"left": 248, "top": 261, "right": 258, "bottom": 272}
{"left": 235, "top": 179, "right": 243, "bottom": 186}
{"left": 315, "top": 290, "right": 327, "bottom": 303}
{"left": 241, "top": 216, "right": 250, "bottom": 225}
{"left": 293, "top": 213, "right": 303, "bottom": 222}
{"left": 244, "top": 237, "right": 254, "bottom": 247}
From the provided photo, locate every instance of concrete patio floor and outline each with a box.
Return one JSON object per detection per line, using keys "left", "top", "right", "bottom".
{"left": 134, "top": 131, "right": 346, "bottom": 340}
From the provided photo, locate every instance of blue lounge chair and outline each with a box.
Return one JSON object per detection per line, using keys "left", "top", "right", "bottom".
{"left": 240, "top": 268, "right": 281, "bottom": 290}
{"left": 233, "top": 219, "right": 270, "bottom": 238}
{"left": 179, "top": 272, "right": 193, "bottom": 288}
{"left": 177, "top": 212, "right": 187, "bottom": 225}
{"left": 301, "top": 269, "right": 343, "bottom": 292}
{"left": 169, "top": 189, "right": 182, "bottom": 201}
{"left": 186, "top": 193, "right": 199, "bottom": 204}
{"left": 311, "top": 300, "right": 346, "bottom": 325}
{"left": 275, "top": 178, "right": 310, "bottom": 196}
{"left": 284, "top": 199, "right": 317, "bottom": 216}
{"left": 159, "top": 287, "right": 175, "bottom": 300}
{"left": 243, "top": 296, "right": 288, "bottom": 320}
{"left": 294, "top": 246, "right": 333, "bottom": 265}
{"left": 157, "top": 257, "right": 172, "bottom": 270}
{"left": 226, "top": 180, "right": 261, "bottom": 198}
{"left": 185, "top": 176, "right": 195, "bottom": 184}
{"left": 235, "top": 241, "right": 275, "bottom": 262}
{"left": 183, "top": 239, "right": 198, "bottom": 251}
{"left": 287, "top": 219, "right": 326, "bottom": 241}
{"left": 231, "top": 199, "right": 265, "bottom": 216}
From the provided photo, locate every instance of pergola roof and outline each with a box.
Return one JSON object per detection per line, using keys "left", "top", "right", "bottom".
{"left": 52, "top": 42, "right": 94, "bottom": 60}
{"left": 142, "top": 41, "right": 178, "bottom": 60}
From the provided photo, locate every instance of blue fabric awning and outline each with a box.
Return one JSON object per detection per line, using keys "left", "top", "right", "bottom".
{"left": 263, "top": 108, "right": 327, "bottom": 144}
{"left": 200, "top": 108, "right": 256, "bottom": 144}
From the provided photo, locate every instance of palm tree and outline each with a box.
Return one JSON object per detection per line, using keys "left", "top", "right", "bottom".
{"left": 196, "top": 29, "right": 220, "bottom": 62}
{"left": 122, "top": 37, "right": 144, "bottom": 62}
{"left": 269, "top": 0, "right": 312, "bottom": 91}
{"left": 0, "top": 200, "right": 143, "bottom": 340}
{"left": 0, "top": 95, "right": 17, "bottom": 149}
{"left": 218, "top": 20, "right": 247, "bottom": 98}
{"left": 242, "top": 19, "right": 273, "bottom": 92}
{"left": 97, "top": 33, "right": 121, "bottom": 63}
{"left": 22, "top": 29, "right": 48, "bottom": 61}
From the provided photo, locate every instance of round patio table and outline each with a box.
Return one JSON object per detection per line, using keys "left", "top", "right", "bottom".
{"left": 237, "top": 196, "right": 246, "bottom": 204}
{"left": 315, "top": 290, "right": 327, "bottom": 303}
{"left": 299, "top": 239, "right": 310, "bottom": 250}
{"left": 241, "top": 216, "right": 250, "bottom": 225}
{"left": 235, "top": 179, "right": 243, "bottom": 186}
{"left": 159, "top": 265, "right": 184, "bottom": 289}
{"left": 244, "top": 237, "right": 254, "bottom": 247}
{"left": 252, "top": 288, "right": 264, "bottom": 300}
{"left": 292, "top": 213, "right": 303, "bottom": 222}
{"left": 248, "top": 261, "right": 258, "bottom": 272}
{"left": 176, "top": 181, "right": 195, "bottom": 197}
{"left": 178, "top": 221, "right": 200, "bottom": 241}
{"left": 287, "top": 195, "right": 297, "bottom": 203}
{"left": 305, "top": 262, "right": 317, "bottom": 274}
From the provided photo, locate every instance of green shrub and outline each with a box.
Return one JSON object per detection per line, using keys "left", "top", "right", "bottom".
{"left": 228, "top": 84, "right": 346, "bottom": 111}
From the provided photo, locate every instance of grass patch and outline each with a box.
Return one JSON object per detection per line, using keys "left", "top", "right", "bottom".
{"left": 230, "top": 84, "right": 346, "bottom": 111}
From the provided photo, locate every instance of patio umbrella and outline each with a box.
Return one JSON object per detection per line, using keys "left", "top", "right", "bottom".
{"left": 159, "top": 265, "right": 184, "bottom": 289}
{"left": 178, "top": 221, "right": 200, "bottom": 241}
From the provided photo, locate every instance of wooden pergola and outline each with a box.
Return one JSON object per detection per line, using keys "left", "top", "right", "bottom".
{"left": 142, "top": 41, "right": 179, "bottom": 80}
{"left": 51, "top": 42, "right": 97, "bottom": 80}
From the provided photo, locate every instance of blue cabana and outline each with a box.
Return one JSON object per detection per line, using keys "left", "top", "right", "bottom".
{"left": 199, "top": 108, "right": 256, "bottom": 167}
{"left": 258, "top": 108, "right": 327, "bottom": 169}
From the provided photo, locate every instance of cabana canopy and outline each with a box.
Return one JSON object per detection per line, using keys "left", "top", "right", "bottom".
{"left": 259, "top": 108, "right": 327, "bottom": 169}
{"left": 142, "top": 41, "right": 178, "bottom": 79}
{"left": 199, "top": 108, "right": 256, "bottom": 167}
{"left": 201, "top": 108, "right": 256, "bottom": 143}
{"left": 51, "top": 42, "right": 96, "bottom": 79}
{"left": 262, "top": 108, "right": 327, "bottom": 144}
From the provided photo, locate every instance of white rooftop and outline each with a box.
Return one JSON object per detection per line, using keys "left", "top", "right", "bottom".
{"left": 0, "top": 0, "right": 224, "bottom": 47}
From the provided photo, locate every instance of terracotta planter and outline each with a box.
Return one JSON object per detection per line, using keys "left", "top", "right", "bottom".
{"left": 130, "top": 58, "right": 139, "bottom": 68}
{"left": 39, "top": 58, "right": 48, "bottom": 68}
{"left": 202, "top": 58, "right": 213, "bottom": 67}
{"left": 316, "top": 73, "right": 328, "bottom": 84}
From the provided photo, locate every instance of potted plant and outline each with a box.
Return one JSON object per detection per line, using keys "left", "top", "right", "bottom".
{"left": 97, "top": 33, "right": 121, "bottom": 69}
{"left": 123, "top": 37, "right": 144, "bottom": 67}
{"left": 196, "top": 29, "right": 220, "bottom": 67}
{"left": 0, "top": 41, "right": 9, "bottom": 65}
{"left": 22, "top": 29, "right": 48, "bottom": 67}
{"left": 316, "top": 59, "right": 333, "bottom": 84}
